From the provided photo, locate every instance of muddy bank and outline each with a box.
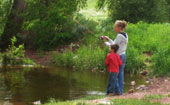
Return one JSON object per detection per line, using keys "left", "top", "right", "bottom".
{"left": 24, "top": 50, "right": 54, "bottom": 65}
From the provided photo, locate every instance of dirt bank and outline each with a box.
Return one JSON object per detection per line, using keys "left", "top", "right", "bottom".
{"left": 86, "top": 77, "right": 170, "bottom": 104}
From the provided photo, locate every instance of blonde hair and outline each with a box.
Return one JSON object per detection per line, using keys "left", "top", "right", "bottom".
{"left": 115, "top": 20, "right": 127, "bottom": 29}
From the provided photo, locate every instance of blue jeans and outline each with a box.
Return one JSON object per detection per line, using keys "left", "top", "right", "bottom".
{"left": 106, "top": 72, "right": 119, "bottom": 95}
{"left": 117, "top": 54, "right": 126, "bottom": 94}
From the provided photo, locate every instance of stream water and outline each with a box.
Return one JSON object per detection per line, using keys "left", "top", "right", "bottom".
{"left": 0, "top": 66, "right": 146, "bottom": 105}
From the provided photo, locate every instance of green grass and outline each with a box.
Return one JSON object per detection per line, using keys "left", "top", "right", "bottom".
{"left": 43, "top": 100, "right": 78, "bottom": 105}
{"left": 168, "top": 94, "right": 170, "bottom": 97}
{"left": 144, "top": 94, "right": 164, "bottom": 100}
{"left": 43, "top": 95, "right": 106, "bottom": 105}
{"left": 79, "top": 95, "right": 106, "bottom": 100}
{"left": 44, "top": 98, "right": 166, "bottom": 105}
{"left": 111, "top": 99, "right": 163, "bottom": 105}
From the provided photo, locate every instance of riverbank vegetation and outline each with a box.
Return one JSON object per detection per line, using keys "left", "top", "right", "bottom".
{"left": 43, "top": 98, "right": 165, "bottom": 105}
{"left": 0, "top": 0, "right": 170, "bottom": 104}
{"left": 52, "top": 22, "right": 170, "bottom": 76}
{"left": 0, "top": 0, "right": 170, "bottom": 76}
{"left": 0, "top": 37, "right": 34, "bottom": 66}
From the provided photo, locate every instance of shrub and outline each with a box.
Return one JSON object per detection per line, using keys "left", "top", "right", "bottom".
{"left": 126, "top": 46, "right": 145, "bottom": 74}
{"left": 2, "top": 37, "right": 34, "bottom": 66}
{"left": 52, "top": 22, "right": 170, "bottom": 76}
{"left": 151, "top": 46, "right": 170, "bottom": 76}
{"left": 52, "top": 42, "right": 107, "bottom": 71}
{"left": 21, "top": 0, "right": 88, "bottom": 50}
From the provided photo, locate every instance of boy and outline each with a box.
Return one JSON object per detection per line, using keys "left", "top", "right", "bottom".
{"left": 105, "top": 44, "right": 122, "bottom": 96}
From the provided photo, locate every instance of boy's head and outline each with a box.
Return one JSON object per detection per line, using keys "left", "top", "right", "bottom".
{"left": 114, "top": 20, "right": 127, "bottom": 32}
{"left": 109, "top": 44, "right": 119, "bottom": 53}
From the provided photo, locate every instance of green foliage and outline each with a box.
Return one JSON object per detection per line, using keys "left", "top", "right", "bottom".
{"left": 52, "top": 42, "right": 106, "bottom": 71}
{"left": 21, "top": 0, "right": 88, "bottom": 50}
{"left": 151, "top": 47, "right": 170, "bottom": 76}
{"left": 2, "top": 37, "right": 34, "bottom": 65}
{"left": 126, "top": 46, "right": 145, "bottom": 74}
{"left": 0, "top": 0, "right": 14, "bottom": 36}
{"left": 52, "top": 22, "right": 170, "bottom": 76}
{"left": 97, "top": 0, "right": 169, "bottom": 23}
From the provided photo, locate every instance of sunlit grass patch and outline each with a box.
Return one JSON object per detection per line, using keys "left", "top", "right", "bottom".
{"left": 144, "top": 94, "right": 164, "bottom": 100}
{"left": 111, "top": 99, "right": 163, "bottom": 105}
{"left": 43, "top": 99, "right": 84, "bottom": 105}
{"left": 79, "top": 95, "right": 106, "bottom": 100}
{"left": 79, "top": 0, "right": 107, "bottom": 20}
{"left": 168, "top": 94, "right": 170, "bottom": 97}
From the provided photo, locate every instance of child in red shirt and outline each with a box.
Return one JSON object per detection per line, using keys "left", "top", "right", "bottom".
{"left": 105, "top": 44, "right": 122, "bottom": 95}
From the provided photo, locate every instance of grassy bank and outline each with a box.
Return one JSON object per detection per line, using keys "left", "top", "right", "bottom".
{"left": 43, "top": 97, "right": 165, "bottom": 105}
{"left": 51, "top": 0, "right": 170, "bottom": 76}
{"left": 52, "top": 22, "right": 170, "bottom": 76}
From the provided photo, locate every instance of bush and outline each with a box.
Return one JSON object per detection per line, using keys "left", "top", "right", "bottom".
{"left": 151, "top": 46, "right": 170, "bottom": 76}
{"left": 20, "top": 0, "right": 88, "bottom": 50}
{"left": 52, "top": 21, "right": 170, "bottom": 76}
{"left": 2, "top": 37, "right": 34, "bottom": 66}
{"left": 126, "top": 46, "right": 145, "bottom": 74}
{"left": 52, "top": 41, "right": 107, "bottom": 71}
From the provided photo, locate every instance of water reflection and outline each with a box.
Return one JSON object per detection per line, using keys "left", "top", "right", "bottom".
{"left": 0, "top": 66, "right": 146, "bottom": 105}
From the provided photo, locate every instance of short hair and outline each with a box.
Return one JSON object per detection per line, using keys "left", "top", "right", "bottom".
{"left": 110, "top": 44, "right": 119, "bottom": 53}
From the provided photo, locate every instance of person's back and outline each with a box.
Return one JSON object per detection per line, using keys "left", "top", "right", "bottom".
{"left": 105, "top": 52, "right": 122, "bottom": 73}
{"left": 105, "top": 44, "right": 122, "bottom": 95}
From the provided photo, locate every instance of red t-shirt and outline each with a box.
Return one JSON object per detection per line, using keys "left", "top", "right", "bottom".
{"left": 105, "top": 52, "right": 122, "bottom": 73}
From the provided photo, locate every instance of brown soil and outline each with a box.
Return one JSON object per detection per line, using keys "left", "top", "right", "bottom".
{"left": 86, "top": 77, "right": 170, "bottom": 104}
{"left": 24, "top": 50, "right": 53, "bottom": 65}
{"left": 24, "top": 43, "right": 80, "bottom": 65}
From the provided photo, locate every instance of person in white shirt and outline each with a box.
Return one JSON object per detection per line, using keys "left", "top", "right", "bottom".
{"left": 101, "top": 20, "right": 128, "bottom": 95}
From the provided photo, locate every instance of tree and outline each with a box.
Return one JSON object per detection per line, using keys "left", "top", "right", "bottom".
{"left": 97, "top": 0, "right": 169, "bottom": 23}
{"left": 0, "top": 0, "right": 87, "bottom": 50}
{"left": 0, "top": 0, "right": 14, "bottom": 36}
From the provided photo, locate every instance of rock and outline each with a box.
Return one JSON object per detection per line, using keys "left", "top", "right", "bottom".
{"left": 100, "top": 70, "right": 105, "bottom": 73}
{"left": 146, "top": 81, "right": 150, "bottom": 84}
{"left": 97, "top": 100, "right": 111, "bottom": 105}
{"left": 128, "top": 89, "right": 135, "bottom": 94}
{"left": 165, "top": 79, "right": 168, "bottom": 82}
{"left": 136, "top": 85, "right": 147, "bottom": 90}
{"left": 91, "top": 68, "right": 96, "bottom": 72}
{"left": 140, "top": 70, "right": 148, "bottom": 75}
{"left": 131, "top": 81, "right": 136, "bottom": 86}
{"left": 32, "top": 100, "right": 41, "bottom": 105}
{"left": 72, "top": 66, "right": 76, "bottom": 69}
